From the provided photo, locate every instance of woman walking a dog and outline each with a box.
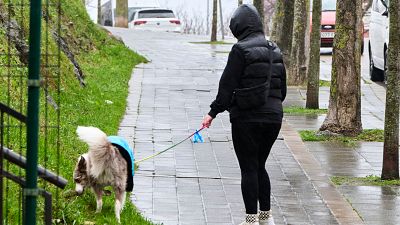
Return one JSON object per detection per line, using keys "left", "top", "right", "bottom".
{"left": 202, "top": 4, "right": 287, "bottom": 225}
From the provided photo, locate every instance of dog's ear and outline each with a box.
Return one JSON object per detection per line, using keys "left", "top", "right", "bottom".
{"left": 78, "top": 156, "right": 86, "bottom": 171}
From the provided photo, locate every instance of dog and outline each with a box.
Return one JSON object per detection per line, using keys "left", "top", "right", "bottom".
{"left": 73, "top": 126, "right": 134, "bottom": 223}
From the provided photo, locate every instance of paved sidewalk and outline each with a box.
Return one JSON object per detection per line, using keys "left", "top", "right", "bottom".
{"left": 109, "top": 28, "right": 362, "bottom": 225}
{"left": 284, "top": 74, "right": 400, "bottom": 223}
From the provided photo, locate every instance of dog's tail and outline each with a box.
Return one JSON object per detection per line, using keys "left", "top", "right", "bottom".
{"left": 76, "top": 126, "right": 113, "bottom": 178}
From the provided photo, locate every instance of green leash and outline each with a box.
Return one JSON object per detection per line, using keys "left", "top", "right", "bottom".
{"left": 135, "top": 127, "right": 205, "bottom": 164}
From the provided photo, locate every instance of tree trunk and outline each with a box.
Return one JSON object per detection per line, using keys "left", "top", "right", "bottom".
{"left": 253, "top": 0, "right": 264, "bottom": 27}
{"left": 238, "top": 0, "right": 243, "bottom": 6}
{"left": 288, "top": 0, "right": 309, "bottom": 85}
{"left": 211, "top": 0, "right": 217, "bottom": 42}
{"left": 320, "top": 0, "right": 362, "bottom": 136}
{"left": 115, "top": 0, "right": 128, "bottom": 28}
{"left": 219, "top": 0, "right": 224, "bottom": 40}
{"left": 270, "top": 0, "right": 294, "bottom": 66}
{"left": 306, "top": 0, "right": 321, "bottom": 109}
{"left": 382, "top": 0, "right": 400, "bottom": 180}
{"left": 97, "top": 0, "right": 101, "bottom": 24}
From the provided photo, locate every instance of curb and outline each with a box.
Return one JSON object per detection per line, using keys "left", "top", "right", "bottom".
{"left": 281, "top": 121, "right": 364, "bottom": 225}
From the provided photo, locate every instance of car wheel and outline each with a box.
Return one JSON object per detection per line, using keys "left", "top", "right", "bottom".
{"left": 369, "top": 43, "right": 384, "bottom": 82}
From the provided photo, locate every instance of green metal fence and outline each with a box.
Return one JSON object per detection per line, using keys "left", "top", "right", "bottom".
{"left": 0, "top": 0, "right": 66, "bottom": 224}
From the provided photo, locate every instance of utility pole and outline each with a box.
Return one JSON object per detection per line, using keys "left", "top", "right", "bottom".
{"left": 218, "top": 0, "right": 224, "bottom": 40}
{"left": 207, "top": 0, "right": 210, "bottom": 35}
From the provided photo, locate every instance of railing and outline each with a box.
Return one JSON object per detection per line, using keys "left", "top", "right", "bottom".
{"left": 0, "top": 103, "right": 67, "bottom": 225}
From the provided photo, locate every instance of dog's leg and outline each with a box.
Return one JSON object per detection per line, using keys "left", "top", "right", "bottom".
{"left": 121, "top": 191, "right": 126, "bottom": 210}
{"left": 92, "top": 185, "right": 103, "bottom": 213}
{"left": 114, "top": 188, "right": 125, "bottom": 223}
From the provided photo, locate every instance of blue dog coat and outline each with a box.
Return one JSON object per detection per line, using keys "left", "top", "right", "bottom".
{"left": 107, "top": 136, "right": 135, "bottom": 192}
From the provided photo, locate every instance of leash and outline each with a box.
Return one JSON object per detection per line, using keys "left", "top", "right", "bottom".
{"left": 135, "top": 127, "right": 205, "bottom": 164}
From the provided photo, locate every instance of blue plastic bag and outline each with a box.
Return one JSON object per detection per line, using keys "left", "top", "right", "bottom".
{"left": 193, "top": 129, "right": 204, "bottom": 143}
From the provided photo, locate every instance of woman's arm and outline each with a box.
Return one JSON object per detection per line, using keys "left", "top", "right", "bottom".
{"left": 208, "top": 46, "right": 245, "bottom": 118}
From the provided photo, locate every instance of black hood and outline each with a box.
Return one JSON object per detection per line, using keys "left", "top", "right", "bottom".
{"left": 229, "top": 4, "right": 264, "bottom": 40}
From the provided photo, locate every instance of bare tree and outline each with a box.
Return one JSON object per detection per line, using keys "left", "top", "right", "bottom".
{"left": 306, "top": 0, "right": 321, "bottom": 109}
{"left": 270, "top": 0, "right": 294, "bottom": 65}
{"left": 288, "top": 0, "right": 309, "bottom": 85}
{"left": 263, "top": 0, "right": 276, "bottom": 36}
{"left": 382, "top": 0, "right": 400, "bottom": 180}
{"left": 115, "top": 0, "right": 128, "bottom": 27}
{"left": 254, "top": 0, "right": 265, "bottom": 27}
{"left": 219, "top": 0, "right": 225, "bottom": 39}
{"left": 320, "top": 0, "right": 363, "bottom": 136}
{"left": 211, "top": 0, "right": 218, "bottom": 41}
{"left": 97, "top": 0, "right": 101, "bottom": 24}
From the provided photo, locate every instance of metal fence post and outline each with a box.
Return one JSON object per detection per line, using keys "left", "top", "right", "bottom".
{"left": 24, "top": 0, "right": 42, "bottom": 224}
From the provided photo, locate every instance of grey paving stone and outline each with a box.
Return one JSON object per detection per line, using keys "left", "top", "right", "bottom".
{"left": 112, "top": 28, "right": 341, "bottom": 225}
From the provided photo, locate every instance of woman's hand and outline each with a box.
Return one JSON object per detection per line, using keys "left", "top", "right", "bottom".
{"left": 202, "top": 115, "right": 214, "bottom": 128}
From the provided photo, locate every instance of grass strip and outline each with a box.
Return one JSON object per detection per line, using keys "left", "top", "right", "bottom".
{"left": 284, "top": 106, "right": 327, "bottom": 115}
{"left": 331, "top": 175, "right": 400, "bottom": 186}
{"left": 299, "top": 129, "right": 384, "bottom": 142}
{"left": 319, "top": 80, "right": 331, "bottom": 87}
{"left": 190, "top": 41, "right": 234, "bottom": 45}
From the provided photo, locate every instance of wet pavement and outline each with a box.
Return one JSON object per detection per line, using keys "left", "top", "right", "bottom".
{"left": 107, "top": 28, "right": 363, "bottom": 225}
{"left": 284, "top": 82, "right": 386, "bottom": 131}
{"left": 108, "top": 27, "right": 399, "bottom": 225}
{"left": 283, "top": 48, "right": 400, "bottom": 224}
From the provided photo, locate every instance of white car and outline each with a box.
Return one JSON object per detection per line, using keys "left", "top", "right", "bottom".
{"left": 128, "top": 8, "right": 181, "bottom": 33}
{"left": 369, "top": 0, "right": 389, "bottom": 81}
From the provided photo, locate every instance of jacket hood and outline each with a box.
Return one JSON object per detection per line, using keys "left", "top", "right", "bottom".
{"left": 229, "top": 4, "right": 264, "bottom": 40}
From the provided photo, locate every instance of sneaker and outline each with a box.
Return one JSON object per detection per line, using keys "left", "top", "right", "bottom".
{"left": 239, "top": 214, "right": 259, "bottom": 225}
{"left": 259, "top": 210, "right": 275, "bottom": 225}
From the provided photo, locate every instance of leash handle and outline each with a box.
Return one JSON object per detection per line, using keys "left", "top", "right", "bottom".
{"left": 135, "top": 127, "right": 205, "bottom": 164}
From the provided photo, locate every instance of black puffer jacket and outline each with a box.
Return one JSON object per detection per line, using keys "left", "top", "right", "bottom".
{"left": 208, "top": 4, "right": 287, "bottom": 123}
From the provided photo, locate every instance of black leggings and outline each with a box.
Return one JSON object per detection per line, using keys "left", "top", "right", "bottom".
{"left": 232, "top": 122, "right": 281, "bottom": 214}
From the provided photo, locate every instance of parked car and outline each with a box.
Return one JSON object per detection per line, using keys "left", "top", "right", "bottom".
{"left": 128, "top": 8, "right": 181, "bottom": 32}
{"left": 100, "top": 0, "right": 160, "bottom": 26}
{"left": 312, "top": 0, "right": 364, "bottom": 53}
{"left": 320, "top": 0, "right": 336, "bottom": 48}
{"left": 369, "top": 0, "right": 389, "bottom": 82}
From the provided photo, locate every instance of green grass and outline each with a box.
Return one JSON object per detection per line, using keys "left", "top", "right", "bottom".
{"left": 0, "top": 0, "right": 154, "bottom": 224}
{"left": 299, "top": 129, "right": 384, "bottom": 142}
{"left": 331, "top": 175, "right": 400, "bottom": 186}
{"left": 190, "top": 41, "right": 234, "bottom": 45}
{"left": 215, "top": 51, "right": 231, "bottom": 54}
{"left": 319, "top": 80, "right": 331, "bottom": 87}
{"left": 284, "top": 106, "right": 327, "bottom": 115}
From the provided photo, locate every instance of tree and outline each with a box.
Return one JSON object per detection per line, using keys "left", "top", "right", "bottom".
{"left": 211, "top": 0, "right": 217, "bottom": 41}
{"left": 238, "top": 0, "right": 243, "bottom": 6}
{"left": 115, "top": 0, "right": 128, "bottom": 28}
{"left": 306, "top": 0, "right": 321, "bottom": 109}
{"left": 264, "top": 0, "right": 276, "bottom": 36}
{"left": 270, "top": 0, "right": 294, "bottom": 64}
{"left": 253, "top": 0, "right": 265, "bottom": 26}
{"left": 97, "top": 0, "right": 101, "bottom": 24}
{"left": 288, "top": 0, "right": 309, "bottom": 85}
{"left": 382, "top": 0, "right": 400, "bottom": 180}
{"left": 320, "top": 0, "right": 363, "bottom": 136}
